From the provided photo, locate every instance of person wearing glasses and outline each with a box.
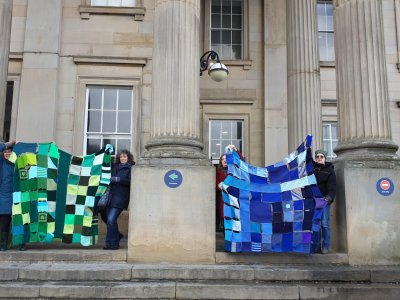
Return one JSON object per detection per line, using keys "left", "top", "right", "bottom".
{"left": 313, "top": 149, "right": 336, "bottom": 254}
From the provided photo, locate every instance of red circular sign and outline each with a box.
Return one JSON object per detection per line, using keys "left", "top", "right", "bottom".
{"left": 380, "top": 180, "right": 390, "bottom": 191}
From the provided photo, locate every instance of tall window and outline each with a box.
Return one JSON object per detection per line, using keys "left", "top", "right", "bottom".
{"left": 322, "top": 122, "right": 338, "bottom": 160}
{"left": 85, "top": 86, "right": 133, "bottom": 155}
{"left": 209, "top": 120, "right": 244, "bottom": 164}
{"left": 317, "top": 1, "right": 335, "bottom": 61}
{"left": 91, "top": 0, "right": 136, "bottom": 6}
{"left": 210, "top": 0, "right": 243, "bottom": 60}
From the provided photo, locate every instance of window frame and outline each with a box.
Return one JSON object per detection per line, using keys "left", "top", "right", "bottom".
{"left": 75, "top": 76, "right": 141, "bottom": 159}
{"left": 84, "top": 85, "right": 134, "bottom": 156}
{"left": 79, "top": 0, "right": 145, "bottom": 20}
{"left": 208, "top": 119, "right": 245, "bottom": 165}
{"left": 4, "top": 76, "right": 20, "bottom": 141}
{"left": 317, "top": 0, "right": 335, "bottom": 63}
{"left": 203, "top": 112, "right": 250, "bottom": 165}
{"left": 322, "top": 122, "right": 338, "bottom": 161}
{"left": 203, "top": 0, "right": 252, "bottom": 70}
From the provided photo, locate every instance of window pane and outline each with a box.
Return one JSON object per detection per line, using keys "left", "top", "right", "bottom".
{"left": 232, "top": 30, "right": 241, "bottom": 44}
{"left": 211, "top": 14, "right": 221, "bottom": 28}
{"left": 92, "top": 0, "right": 107, "bottom": 6}
{"left": 119, "top": 88, "right": 132, "bottom": 110}
{"left": 104, "top": 88, "right": 117, "bottom": 110}
{"left": 232, "top": 0, "right": 242, "bottom": 14}
{"left": 221, "top": 0, "right": 231, "bottom": 13}
{"left": 210, "top": 121, "right": 221, "bottom": 139}
{"left": 221, "top": 44, "right": 231, "bottom": 59}
{"left": 232, "top": 15, "right": 242, "bottom": 29}
{"left": 210, "top": 139, "right": 221, "bottom": 158}
{"left": 221, "top": 121, "right": 231, "bottom": 138}
{"left": 327, "top": 32, "right": 335, "bottom": 61}
{"left": 87, "top": 138, "right": 101, "bottom": 154}
{"left": 235, "top": 121, "right": 242, "bottom": 139}
{"left": 211, "top": 44, "right": 222, "bottom": 55}
{"left": 88, "top": 88, "right": 102, "bottom": 109}
{"left": 108, "top": 0, "right": 122, "bottom": 6}
{"left": 118, "top": 111, "right": 131, "bottom": 133}
{"left": 317, "top": 4, "right": 326, "bottom": 31}
{"left": 87, "top": 111, "right": 101, "bottom": 132}
{"left": 326, "top": 4, "right": 333, "bottom": 30}
{"left": 117, "top": 139, "right": 131, "bottom": 152}
{"left": 121, "top": 0, "right": 136, "bottom": 6}
{"left": 232, "top": 45, "right": 241, "bottom": 60}
{"left": 318, "top": 32, "right": 328, "bottom": 61}
{"left": 222, "top": 30, "right": 231, "bottom": 44}
{"left": 331, "top": 123, "right": 338, "bottom": 139}
{"left": 103, "top": 137, "right": 116, "bottom": 149}
{"left": 103, "top": 111, "right": 117, "bottom": 132}
{"left": 322, "top": 124, "right": 330, "bottom": 138}
{"left": 211, "top": 30, "right": 220, "bottom": 44}
{"left": 211, "top": 0, "right": 221, "bottom": 13}
{"left": 222, "top": 15, "right": 231, "bottom": 28}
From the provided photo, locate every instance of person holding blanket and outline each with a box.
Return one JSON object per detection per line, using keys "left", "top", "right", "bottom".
{"left": 103, "top": 150, "right": 134, "bottom": 250}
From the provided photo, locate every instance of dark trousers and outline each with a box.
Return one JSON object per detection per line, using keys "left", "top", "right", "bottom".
{"left": 105, "top": 206, "right": 123, "bottom": 247}
{"left": 0, "top": 214, "right": 11, "bottom": 234}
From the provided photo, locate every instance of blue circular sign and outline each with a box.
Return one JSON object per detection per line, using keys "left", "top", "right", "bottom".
{"left": 164, "top": 170, "right": 183, "bottom": 188}
{"left": 376, "top": 177, "right": 394, "bottom": 196}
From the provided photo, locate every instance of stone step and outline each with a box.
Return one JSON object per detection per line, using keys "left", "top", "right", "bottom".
{"left": 1, "top": 263, "right": 400, "bottom": 283}
{"left": 0, "top": 281, "right": 399, "bottom": 299}
{"left": 0, "top": 248, "right": 348, "bottom": 265}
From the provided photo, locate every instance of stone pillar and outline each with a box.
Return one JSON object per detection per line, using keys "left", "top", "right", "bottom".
{"left": 334, "top": 0, "right": 399, "bottom": 161}
{"left": 0, "top": 0, "right": 12, "bottom": 139}
{"left": 128, "top": 0, "right": 215, "bottom": 263}
{"left": 143, "top": 0, "right": 207, "bottom": 164}
{"left": 15, "top": 0, "right": 62, "bottom": 142}
{"left": 334, "top": 0, "right": 400, "bottom": 265}
{"left": 287, "top": 0, "right": 322, "bottom": 151}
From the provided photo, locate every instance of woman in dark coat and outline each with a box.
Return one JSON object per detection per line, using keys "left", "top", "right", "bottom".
{"left": 0, "top": 140, "right": 17, "bottom": 251}
{"left": 313, "top": 149, "right": 336, "bottom": 254}
{"left": 103, "top": 150, "right": 134, "bottom": 250}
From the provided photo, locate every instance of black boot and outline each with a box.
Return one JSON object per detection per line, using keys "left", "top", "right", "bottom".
{"left": 1, "top": 232, "right": 9, "bottom": 251}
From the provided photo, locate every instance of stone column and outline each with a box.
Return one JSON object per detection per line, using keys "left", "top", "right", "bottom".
{"left": 334, "top": 0, "right": 399, "bottom": 162}
{"left": 128, "top": 0, "right": 215, "bottom": 263}
{"left": 287, "top": 0, "right": 322, "bottom": 151}
{"left": 333, "top": 0, "right": 400, "bottom": 265}
{"left": 143, "top": 0, "right": 207, "bottom": 165}
{"left": 15, "top": 0, "right": 62, "bottom": 142}
{"left": 0, "top": 0, "right": 12, "bottom": 139}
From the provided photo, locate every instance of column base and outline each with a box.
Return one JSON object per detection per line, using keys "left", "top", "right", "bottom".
{"left": 335, "top": 139, "right": 400, "bottom": 168}
{"left": 143, "top": 136, "right": 211, "bottom": 166}
{"left": 127, "top": 165, "right": 216, "bottom": 263}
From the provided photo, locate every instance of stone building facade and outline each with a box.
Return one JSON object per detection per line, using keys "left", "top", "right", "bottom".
{"left": 1, "top": 0, "right": 400, "bottom": 264}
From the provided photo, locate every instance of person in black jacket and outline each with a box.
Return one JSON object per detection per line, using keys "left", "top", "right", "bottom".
{"left": 103, "top": 150, "right": 134, "bottom": 250}
{"left": 313, "top": 149, "right": 336, "bottom": 254}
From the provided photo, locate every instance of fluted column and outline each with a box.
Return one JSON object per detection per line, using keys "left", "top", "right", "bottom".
{"left": 0, "top": 0, "right": 12, "bottom": 138}
{"left": 144, "top": 0, "right": 206, "bottom": 162}
{"left": 287, "top": 0, "right": 322, "bottom": 151}
{"left": 334, "top": 0, "right": 399, "bottom": 162}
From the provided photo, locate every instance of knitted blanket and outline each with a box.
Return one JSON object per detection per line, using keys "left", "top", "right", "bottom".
{"left": 222, "top": 136, "right": 325, "bottom": 253}
{"left": 11, "top": 143, "right": 112, "bottom": 246}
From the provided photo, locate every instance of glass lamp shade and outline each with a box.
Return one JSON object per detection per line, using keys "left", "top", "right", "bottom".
{"left": 208, "top": 62, "right": 229, "bottom": 82}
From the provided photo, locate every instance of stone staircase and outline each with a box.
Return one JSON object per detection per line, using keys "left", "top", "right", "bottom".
{"left": 1, "top": 246, "right": 400, "bottom": 300}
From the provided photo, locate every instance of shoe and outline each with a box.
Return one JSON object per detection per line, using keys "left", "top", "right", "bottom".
{"left": 321, "top": 248, "right": 329, "bottom": 254}
{"left": 103, "top": 245, "right": 119, "bottom": 250}
{"left": 19, "top": 244, "right": 26, "bottom": 251}
{"left": 118, "top": 233, "right": 124, "bottom": 241}
{"left": 1, "top": 232, "right": 9, "bottom": 251}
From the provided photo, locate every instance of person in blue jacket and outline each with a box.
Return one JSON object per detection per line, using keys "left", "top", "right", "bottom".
{"left": 103, "top": 149, "right": 134, "bottom": 250}
{"left": 0, "top": 140, "right": 17, "bottom": 251}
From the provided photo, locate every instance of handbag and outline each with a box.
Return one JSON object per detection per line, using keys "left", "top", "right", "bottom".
{"left": 97, "top": 187, "right": 111, "bottom": 210}
{"left": 314, "top": 196, "right": 328, "bottom": 209}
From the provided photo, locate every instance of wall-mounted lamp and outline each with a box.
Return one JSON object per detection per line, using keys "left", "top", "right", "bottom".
{"left": 200, "top": 50, "right": 229, "bottom": 82}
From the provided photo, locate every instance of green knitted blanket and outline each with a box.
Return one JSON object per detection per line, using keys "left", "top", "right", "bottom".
{"left": 11, "top": 143, "right": 112, "bottom": 246}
